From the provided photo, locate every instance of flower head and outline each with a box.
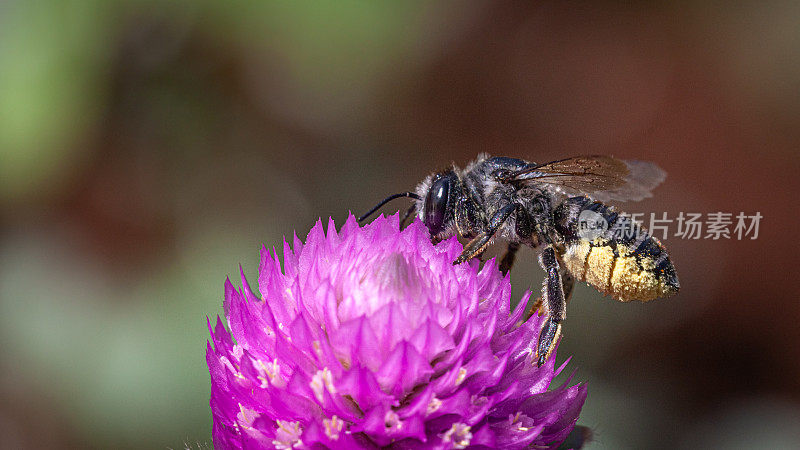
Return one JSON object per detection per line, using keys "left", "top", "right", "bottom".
{"left": 207, "top": 214, "right": 587, "bottom": 449}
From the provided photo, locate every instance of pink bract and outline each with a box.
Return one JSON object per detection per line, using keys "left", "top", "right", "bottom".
{"left": 207, "top": 214, "right": 586, "bottom": 449}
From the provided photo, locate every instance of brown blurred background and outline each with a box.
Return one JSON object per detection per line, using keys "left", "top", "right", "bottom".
{"left": 1, "top": 1, "right": 799, "bottom": 448}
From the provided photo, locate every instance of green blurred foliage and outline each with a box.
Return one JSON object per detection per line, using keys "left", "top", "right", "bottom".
{"left": 0, "top": 0, "right": 108, "bottom": 202}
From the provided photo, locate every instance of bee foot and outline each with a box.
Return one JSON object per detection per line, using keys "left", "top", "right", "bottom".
{"left": 536, "top": 318, "right": 561, "bottom": 367}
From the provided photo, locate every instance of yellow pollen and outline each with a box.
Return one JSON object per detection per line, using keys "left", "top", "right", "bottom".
{"left": 310, "top": 367, "right": 336, "bottom": 402}
{"left": 455, "top": 367, "right": 468, "bottom": 386}
{"left": 255, "top": 358, "right": 282, "bottom": 387}
{"left": 273, "top": 420, "right": 303, "bottom": 449}
{"left": 236, "top": 403, "right": 258, "bottom": 431}
{"left": 441, "top": 422, "right": 472, "bottom": 449}
{"left": 427, "top": 397, "right": 442, "bottom": 415}
{"left": 323, "top": 415, "right": 344, "bottom": 440}
{"left": 384, "top": 410, "right": 403, "bottom": 431}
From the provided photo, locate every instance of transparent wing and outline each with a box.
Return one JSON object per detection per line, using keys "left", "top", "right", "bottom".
{"left": 507, "top": 155, "right": 666, "bottom": 202}
{"left": 593, "top": 159, "right": 666, "bottom": 202}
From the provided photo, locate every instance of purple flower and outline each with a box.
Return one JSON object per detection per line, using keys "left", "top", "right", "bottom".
{"left": 207, "top": 214, "right": 587, "bottom": 449}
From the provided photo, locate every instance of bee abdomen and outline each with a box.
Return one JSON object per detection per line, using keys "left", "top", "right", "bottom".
{"left": 555, "top": 197, "right": 679, "bottom": 302}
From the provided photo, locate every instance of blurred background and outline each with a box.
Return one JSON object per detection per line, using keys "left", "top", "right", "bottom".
{"left": 1, "top": 1, "right": 799, "bottom": 448}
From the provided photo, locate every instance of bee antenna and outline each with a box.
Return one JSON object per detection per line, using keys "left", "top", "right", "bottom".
{"left": 358, "top": 192, "right": 422, "bottom": 223}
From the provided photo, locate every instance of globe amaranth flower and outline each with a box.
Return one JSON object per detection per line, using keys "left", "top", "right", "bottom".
{"left": 207, "top": 214, "right": 587, "bottom": 449}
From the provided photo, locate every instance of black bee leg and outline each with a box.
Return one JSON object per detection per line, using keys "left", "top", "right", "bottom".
{"left": 499, "top": 242, "right": 520, "bottom": 275}
{"left": 561, "top": 268, "right": 575, "bottom": 304}
{"left": 400, "top": 203, "right": 417, "bottom": 229}
{"left": 525, "top": 268, "right": 573, "bottom": 320}
{"left": 453, "top": 203, "right": 516, "bottom": 265}
{"left": 536, "top": 245, "right": 566, "bottom": 367}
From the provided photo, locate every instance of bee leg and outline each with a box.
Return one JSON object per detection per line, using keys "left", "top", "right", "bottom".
{"left": 400, "top": 203, "right": 417, "bottom": 229}
{"left": 453, "top": 203, "right": 516, "bottom": 265}
{"left": 561, "top": 268, "right": 575, "bottom": 304}
{"left": 525, "top": 265, "right": 573, "bottom": 322}
{"left": 499, "top": 242, "right": 520, "bottom": 275}
{"left": 536, "top": 245, "right": 566, "bottom": 367}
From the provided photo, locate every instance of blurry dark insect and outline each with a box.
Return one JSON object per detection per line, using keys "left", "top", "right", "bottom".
{"left": 359, "top": 154, "right": 679, "bottom": 366}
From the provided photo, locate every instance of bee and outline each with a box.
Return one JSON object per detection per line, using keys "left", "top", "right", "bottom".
{"left": 358, "top": 154, "right": 679, "bottom": 366}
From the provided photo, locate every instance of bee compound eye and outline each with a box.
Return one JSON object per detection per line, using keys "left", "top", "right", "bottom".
{"left": 424, "top": 176, "right": 450, "bottom": 235}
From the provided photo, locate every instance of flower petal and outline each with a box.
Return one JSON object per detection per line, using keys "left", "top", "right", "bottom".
{"left": 207, "top": 214, "right": 586, "bottom": 449}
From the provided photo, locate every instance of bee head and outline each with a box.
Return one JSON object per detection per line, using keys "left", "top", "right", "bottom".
{"left": 418, "top": 170, "right": 458, "bottom": 237}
